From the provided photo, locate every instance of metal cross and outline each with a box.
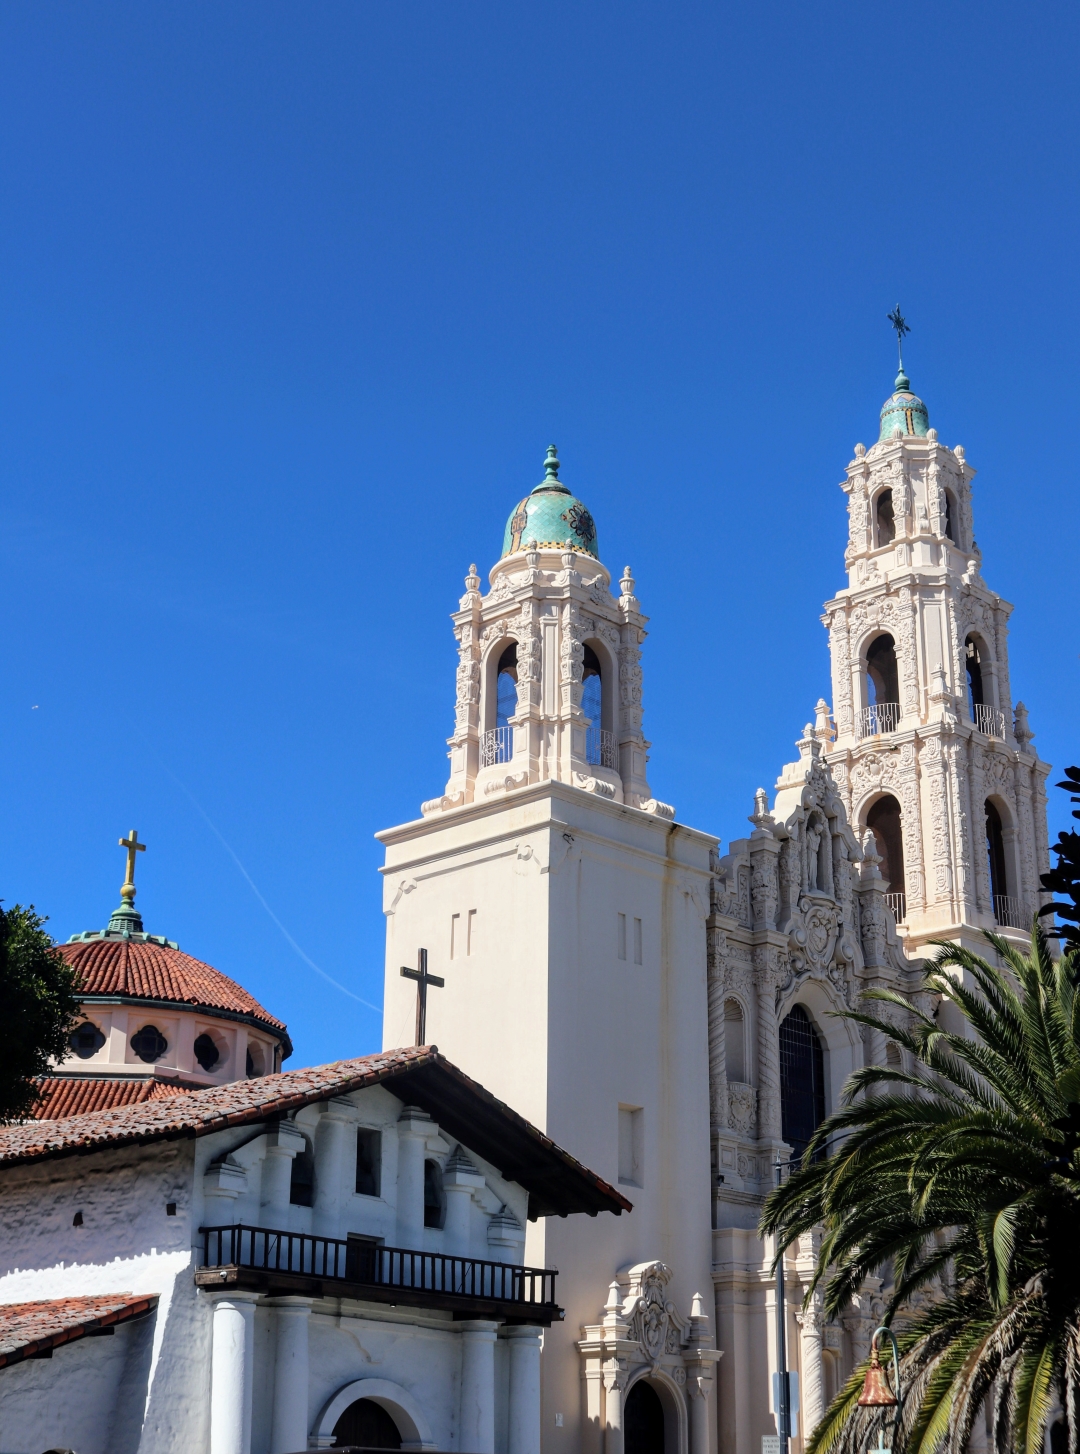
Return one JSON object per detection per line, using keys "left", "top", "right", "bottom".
{"left": 886, "top": 305, "right": 910, "bottom": 370}
{"left": 400, "top": 948, "right": 444, "bottom": 1046}
{"left": 118, "top": 829, "right": 146, "bottom": 896}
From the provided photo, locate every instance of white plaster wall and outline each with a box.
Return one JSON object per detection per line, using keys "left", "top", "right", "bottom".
{"left": 379, "top": 783, "right": 717, "bottom": 1454}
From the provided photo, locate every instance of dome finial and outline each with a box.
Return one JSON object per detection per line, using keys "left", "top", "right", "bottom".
{"left": 108, "top": 829, "right": 146, "bottom": 936}
{"left": 543, "top": 445, "right": 560, "bottom": 481}
{"left": 887, "top": 304, "right": 911, "bottom": 391}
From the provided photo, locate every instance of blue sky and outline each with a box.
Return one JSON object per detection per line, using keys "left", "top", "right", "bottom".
{"left": 2, "top": 3, "right": 1077, "bottom": 1070}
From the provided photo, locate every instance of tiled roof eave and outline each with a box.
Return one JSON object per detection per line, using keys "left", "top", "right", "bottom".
{"left": 0, "top": 1295, "right": 158, "bottom": 1369}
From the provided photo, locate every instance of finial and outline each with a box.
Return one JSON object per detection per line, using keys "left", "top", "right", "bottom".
{"left": 118, "top": 830, "right": 146, "bottom": 903}
{"left": 544, "top": 445, "right": 560, "bottom": 480}
{"left": 887, "top": 305, "right": 911, "bottom": 390}
{"left": 109, "top": 830, "right": 146, "bottom": 936}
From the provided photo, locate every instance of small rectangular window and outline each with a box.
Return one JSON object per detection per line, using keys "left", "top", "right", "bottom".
{"left": 617, "top": 913, "right": 627, "bottom": 961}
{"left": 451, "top": 913, "right": 460, "bottom": 959}
{"left": 618, "top": 1105, "right": 643, "bottom": 1187}
{"left": 633, "top": 917, "right": 643, "bottom": 965}
{"left": 355, "top": 1128, "right": 382, "bottom": 1197}
{"left": 468, "top": 908, "right": 476, "bottom": 955}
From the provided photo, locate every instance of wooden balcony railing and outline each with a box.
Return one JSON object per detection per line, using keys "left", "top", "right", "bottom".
{"left": 197, "top": 1223, "right": 560, "bottom": 1323}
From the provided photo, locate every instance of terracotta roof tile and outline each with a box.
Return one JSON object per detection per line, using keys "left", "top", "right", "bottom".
{"left": 0, "top": 1047, "right": 631, "bottom": 1220}
{"left": 59, "top": 937, "right": 287, "bottom": 1038}
{"left": 31, "top": 1077, "right": 193, "bottom": 1121}
{"left": 0, "top": 1293, "right": 158, "bottom": 1368}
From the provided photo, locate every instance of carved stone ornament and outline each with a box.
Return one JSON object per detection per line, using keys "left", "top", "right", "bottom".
{"left": 726, "top": 1081, "right": 757, "bottom": 1136}
{"left": 621, "top": 1261, "right": 691, "bottom": 1370}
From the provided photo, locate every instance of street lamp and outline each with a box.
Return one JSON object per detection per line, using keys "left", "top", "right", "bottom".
{"left": 857, "top": 1325, "right": 902, "bottom": 1454}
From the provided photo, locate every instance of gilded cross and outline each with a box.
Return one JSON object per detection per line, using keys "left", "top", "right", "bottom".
{"left": 400, "top": 948, "right": 444, "bottom": 1046}
{"left": 118, "top": 829, "right": 146, "bottom": 900}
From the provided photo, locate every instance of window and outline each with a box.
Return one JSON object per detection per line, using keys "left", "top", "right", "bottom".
{"left": 618, "top": 913, "right": 627, "bottom": 961}
{"left": 69, "top": 1022, "right": 105, "bottom": 1060}
{"left": 290, "top": 1142, "right": 315, "bottom": 1207}
{"left": 582, "top": 645, "right": 602, "bottom": 725}
{"left": 496, "top": 643, "right": 518, "bottom": 728}
{"left": 944, "top": 490, "right": 957, "bottom": 544}
{"left": 779, "top": 1005, "right": 826, "bottom": 1164}
{"left": 875, "top": 488, "right": 895, "bottom": 546}
{"left": 345, "top": 1234, "right": 380, "bottom": 1283}
{"left": 355, "top": 1129, "right": 382, "bottom": 1197}
{"left": 633, "top": 917, "right": 643, "bottom": 965}
{"left": 866, "top": 633, "right": 900, "bottom": 708}
{"left": 618, "top": 914, "right": 642, "bottom": 964}
{"left": 332, "top": 1398, "right": 402, "bottom": 1450}
{"left": 131, "top": 1025, "right": 168, "bottom": 1063}
{"left": 194, "top": 1033, "right": 220, "bottom": 1072}
{"left": 986, "top": 800, "right": 1009, "bottom": 901}
{"left": 866, "top": 795, "right": 905, "bottom": 897}
{"left": 724, "top": 1000, "right": 745, "bottom": 1082}
{"left": 450, "top": 910, "right": 476, "bottom": 959}
{"left": 966, "top": 636, "right": 987, "bottom": 713}
{"left": 423, "top": 1159, "right": 446, "bottom": 1228}
{"left": 618, "top": 1105, "right": 644, "bottom": 1187}
{"left": 246, "top": 1045, "right": 265, "bottom": 1078}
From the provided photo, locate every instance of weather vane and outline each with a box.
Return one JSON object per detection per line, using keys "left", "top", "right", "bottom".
{"left": 887, "top": 305, "right": 910, "bottom": 373}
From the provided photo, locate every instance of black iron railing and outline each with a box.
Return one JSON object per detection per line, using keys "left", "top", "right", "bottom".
{"left": 199, "top": 1224, "right": 557, "bottom": 1309}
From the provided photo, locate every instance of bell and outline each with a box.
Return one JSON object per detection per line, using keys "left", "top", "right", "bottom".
{"left": 858, "top": 1351, "right": 898, "bottom": 1408}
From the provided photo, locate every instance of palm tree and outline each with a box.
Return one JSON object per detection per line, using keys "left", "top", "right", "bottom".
{"left": 761, "top": 926, "right": 1080, "bottom": 1454}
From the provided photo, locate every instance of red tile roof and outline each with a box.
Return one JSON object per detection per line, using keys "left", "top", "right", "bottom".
{"left": 0, "top": 1046, "right": 631, "bottom": 1220}
{"left": 31, "top": 1077, "right": 193, "bottom": 1120}
{"left": 59, "top": 937, "right": 288, "bottom": 1043}
{"left": 0, "top": 1293, "right": 157, "bottom": 1368}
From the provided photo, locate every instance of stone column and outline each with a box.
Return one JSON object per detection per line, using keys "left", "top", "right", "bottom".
{"left": 396, "top": 1106, "right": 432, "bottom": 1247}
{"left": 260, "top": 1122, "right": 305, "bottom": 1217}
{"left": 797, "top": 1298, "right": 826, "bottom": 1441}
{"left": 459, "top": 1319, "right": 499, "bottom": 1454}
{"left": 505, "top": 1325, "right": 543, "bottom": 1454}
{"left": 269, "top": 1297, "right": 313, "bottom": 1454}
{"left": 754, "top": 951, "right": 782, "bottom": 1142}
{"left": 209, "top": 1293, "right": 258, "bottom": 1454}
{"left": 313, "top": 1098, "right": 353, "bottom": 1237}
{"left": 603, "top": 1359, "right": 625, "bottom": 1454}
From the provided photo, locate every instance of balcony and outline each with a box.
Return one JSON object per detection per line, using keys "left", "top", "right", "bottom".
{"left": 586, "top": 727, "right": 618, "bottom": 770}
{"left": 480, "top": 726, "right": 513, "bottom": 768}
{"left": 858, "top": 702, "right": 901, "bottom": 738}
{"left": 195, "top": 1224, "right": 562, "bottom": 1324}
{"left": 885, "top": 892, "right": 906, "bottom": 923}
{"left": 973, "top": 704, "right": 1006, "bottom": 738}
{"left": 993, "top": 894, "right": 1025, "bottom": 930}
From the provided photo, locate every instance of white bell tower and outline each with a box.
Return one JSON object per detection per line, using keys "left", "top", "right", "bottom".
{"left": 822, "top": 359, "right": 1052, "bottom": 954}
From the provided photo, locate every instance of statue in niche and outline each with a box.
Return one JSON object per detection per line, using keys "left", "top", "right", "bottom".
{"left": 805, "top": 821, "right": 823, "bottom": 891}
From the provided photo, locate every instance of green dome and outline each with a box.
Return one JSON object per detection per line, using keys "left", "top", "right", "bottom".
{"left": 501, "top": 446, "right": 599, "bottom": 558}
{"left": 878, "top": 368, "right": 930, "bottom": 442}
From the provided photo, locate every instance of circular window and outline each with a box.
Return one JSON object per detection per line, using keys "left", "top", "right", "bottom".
{"left": 193, "top": 1033, "right": 221, "bottom": 1072}
{"left": 68, "top": 1022, "right": 106, "bottom": 1060}
{"left": 131, "top": 1025, "right": 168, "bottom": 1063}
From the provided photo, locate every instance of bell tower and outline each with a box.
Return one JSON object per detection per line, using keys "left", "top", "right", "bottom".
{"left": 822, "top": 354, "right": 1052, "bottom": 954}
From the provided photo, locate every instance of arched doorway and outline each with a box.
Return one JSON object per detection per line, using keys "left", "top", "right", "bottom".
{"left": 624, "top": 1378, "right": 666, "bottom": 1454}
{"left": 779, "top": 1005, "right": 826, "bottom": 1163}
{"left": 332, "top": 1397, "right": 402, "bottom": 1448}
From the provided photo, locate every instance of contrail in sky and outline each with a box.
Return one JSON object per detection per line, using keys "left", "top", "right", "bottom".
{"left": 162, "top": 766, "right": 382, "bottom": 1014}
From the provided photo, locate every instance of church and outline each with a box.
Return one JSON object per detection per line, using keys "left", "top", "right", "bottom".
{"left": 0, "top": 357, "right": 1052, "bottom": 1454}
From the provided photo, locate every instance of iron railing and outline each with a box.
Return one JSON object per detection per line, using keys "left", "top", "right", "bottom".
{"left": 885, "top": 892, "right": 906, "bottom": 923}
{"left": 199, "top": 1224, "right": 557, "bottom": 1309}
{"left": 974, "top": 704, "right": 1006, "bottom": 738}
{"left": 994, "top": 894, "right": 1025, "bottom": 930}
{"left": 586, "top": 727, "right": 618, "bottom": 770}
{"left": 858, "top": 702, "right": 901, "bottom": 738}
{"left": 481, "top": 726, "right": 513, "bottom": 767}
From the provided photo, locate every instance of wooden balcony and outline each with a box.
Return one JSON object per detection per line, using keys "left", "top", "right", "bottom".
{"left": 195, "top": 1224, "right": 562, "bottom": 1324}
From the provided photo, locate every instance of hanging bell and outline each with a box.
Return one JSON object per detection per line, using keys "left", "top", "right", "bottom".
{"left": 857, "top": 1351, "right": 898, "bottom": 1407}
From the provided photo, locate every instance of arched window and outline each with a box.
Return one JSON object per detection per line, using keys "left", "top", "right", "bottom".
{"left": 582, "top": 641, "right": 616, "bottom": 768}
{"left": 582, "top": 644, "right": 602, "bottom": 726}
{"left": 779, "top": 1005, "right": 826, "bottom": 1163}
{"left": 866, "top": 795, "right": 905, "bottom": 916}
{"left": 724, "top": 999, "right": 745, "bottom": 1083}
{"left": 290, "top": 1139, "right": 315, "bottom": 1207}
{"left": 423, "top": 1159, "right": 446, "bottom": 1228}
{"left": 944, "top": 489, "right": 957, "bottom": 544}
{"left": 966, "top": 636, "right": 985, "bottom": 711}
{"left": 862, "top": 633, "right": 900, "bottom": 735}
{"left": 875, "top": 488, "right": 895, "bottom": 547}
{"left": 985, "top": 799, "right": 1020, "bottom": 926}
{"left": 624, "top": 1380, "right": 666, "bottom": 1454}
{"left": 496, "top": 643, "right": 518, "bottom": 728}
{"left": 332, "top": 1398, "right": 402, "bottom": 1449}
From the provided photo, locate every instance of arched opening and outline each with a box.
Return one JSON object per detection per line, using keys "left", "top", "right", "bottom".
{"left": 624, "top": 1379, "right": 667, "bottom": 1454}
{"left": 874, "top": 488, "right": 895, "bottom": 547}
{"left": 965, "top": 636, "right": 985, "bottom": 711}
{"left": 332, "top": 1398, "right": 402, "bottom": 1449}
{"left": 986, "top": 799, "right": 1020, "bottom": 926}
{"left": 423, "top": 1158, "right": 446, "bottom": 1228}
{"left": 779, "top": 1005, "right": 826, "bottom": 1164}
{"left": 862, "top": 633, "right": 900, "bottom": 736}
{"left": 194, "top": 1032, "right": 222, "bottom": 1072}
{"left": 496, "top": 643, "right": 518, "bottom": 728}
{"left": 866, "top": 794, "right": 906, "bottom": 919}
{"left": 724, "top": 999, "right": 745, "bottom": 1083}
{"left": 582, "top": 641, "right": 616, "bottom": 769}
{"left": 69, "top": 1021, "right": 105, "bottom": 1059}
{"left": 131, "top": 1025, "right": 168, "bottom": 1063}
{"left": 481, "top": 640, "right": 517, "bottom": 767}
{"left": 944, "top": 489, "right": 957, "bottom": 544}
{"left": 290, "top": 1138, "right": 315, "bottom": 1207}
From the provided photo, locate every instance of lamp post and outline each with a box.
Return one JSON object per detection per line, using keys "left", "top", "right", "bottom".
{"left": 857, "top": 1325, "right": 902, "bottom": 1453}
{"left": 772, "top": 1155, "right": 798, "bottom": 1454}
